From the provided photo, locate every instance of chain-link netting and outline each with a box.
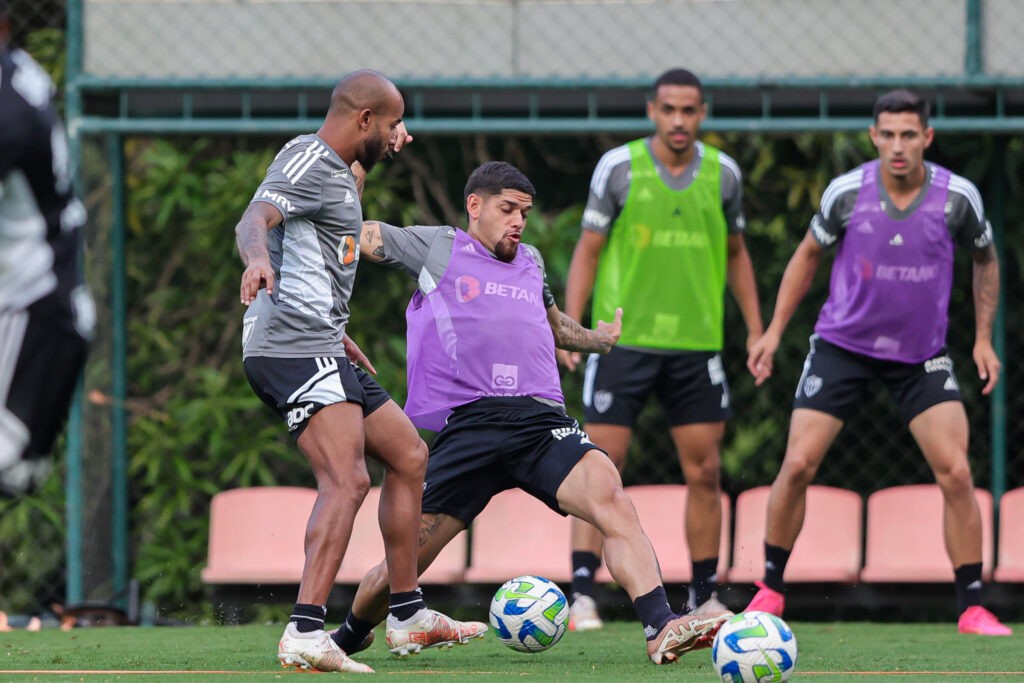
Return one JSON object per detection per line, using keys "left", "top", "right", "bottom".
{"left": 78, "top": 0, "right": 1024, "bottom": 81}
{"left": 2, "top": 0, "right": 1023, "bottom": 620}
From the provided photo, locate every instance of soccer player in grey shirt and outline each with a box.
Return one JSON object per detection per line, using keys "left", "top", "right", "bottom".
{"left": 235, "top": 70, "right": 484, "bottom": 674}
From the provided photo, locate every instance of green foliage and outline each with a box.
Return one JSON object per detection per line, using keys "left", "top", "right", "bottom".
{"left": 4, "top": 122, "right": 1016, "bottom": 619}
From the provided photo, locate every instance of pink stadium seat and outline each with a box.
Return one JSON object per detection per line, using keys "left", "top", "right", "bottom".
{"left": 994, "top": 487, "right": 1024, "bottom": 582}
{"left": 595, "top": 485, "right": 730, "bottom": 584}
{"left": 861, "top": 484, "right": 994, "bottom": 582}
{"left": 202, "top": 486, "right": 466, "bottom": 586}
{"left": 729, "top": 485, "right": 862, "bottom": 583}
{"left": 202, "top": 486, "right": 316, "bottom": 584}
{"left": 336, "top": 487, "right": 467, "bottom": 584}
{"left": 464, "top": 489, "right": 572, "bottom": 584}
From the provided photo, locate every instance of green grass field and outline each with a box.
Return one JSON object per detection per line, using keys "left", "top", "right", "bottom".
{"left": 1, "top": 621, "right": 1022, "bottom": 682}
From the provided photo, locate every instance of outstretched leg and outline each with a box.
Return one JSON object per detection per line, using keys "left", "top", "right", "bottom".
{"left": 557, "top": 450, "right": 730, "bottom": 664}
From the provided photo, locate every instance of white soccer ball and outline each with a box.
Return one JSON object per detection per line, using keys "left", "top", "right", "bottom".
{"left": 488, "top": 575, "right": 568, "bottom": 653}
{"left": 711, "top": 611, "right": 798, "bottom": 682}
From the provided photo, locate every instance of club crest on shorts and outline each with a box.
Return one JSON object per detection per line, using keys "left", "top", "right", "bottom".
{"left": 593, "top": 390, "right": 613, "bottom": 414}
{"left": 802, "top": 374, "right": 823, "bottom": 397}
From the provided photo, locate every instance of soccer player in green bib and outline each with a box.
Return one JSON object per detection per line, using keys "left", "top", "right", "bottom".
{"left": 560, "top": 68, "right": 763, "bottom": 629}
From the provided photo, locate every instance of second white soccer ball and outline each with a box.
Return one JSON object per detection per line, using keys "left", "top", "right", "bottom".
{"left": 488, "top": 575, "right": 568, "bottom": 653}
{"left": 711, "top": 610, "right": 798, "bottom": 682}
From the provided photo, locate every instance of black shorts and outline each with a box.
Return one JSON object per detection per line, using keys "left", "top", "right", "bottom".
{"left": 421, "top": 397, "right": 603, "bottom": 525}
{"left": 243, "top": 356, "right": 390, "bottom": 440}
{"left": 581, "top": 346, "right": 732, "bottom": 427}
{"left": 793, "top": 336, "right": 963, "bottom": 424}
{"left": 1, "top": 291, "right": 90, "bottom": 478}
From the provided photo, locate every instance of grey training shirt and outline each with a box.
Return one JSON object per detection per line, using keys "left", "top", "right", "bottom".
{"left": 242, "top": 134, "right": 364, "bottom": 359}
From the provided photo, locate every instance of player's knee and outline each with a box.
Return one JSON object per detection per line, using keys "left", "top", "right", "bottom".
{"left": 318, "top": 470, "right": 372, "bottom": 508}
{"left": 408, "top": 437, "right": 428, "bottom": 477}
{"left": 779, "top": 451, "right": 818, "bottom": 486}
{"left": 684, "top": 457, "right": 721, "bottom": 491}
{"left": 936, "top": 461, "right": 974, "bottom": 496}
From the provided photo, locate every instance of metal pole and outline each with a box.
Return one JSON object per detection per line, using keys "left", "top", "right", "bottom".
{"left": 64, "top": 0, "right": 85, "bottom": 608}
{"left": 989, "top": 140, "right": 1007, "bottom": 519}
{"left": 109, "top": 134, "right": 129, "bottom": 607}
{"left": 965, "top": 0, "right": 983, "bottom": 76}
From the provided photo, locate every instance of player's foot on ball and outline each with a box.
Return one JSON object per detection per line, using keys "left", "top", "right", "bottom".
{"left": 278, "top": 623, "right": 374, "bottom": 673}
{"left": 745, "top": 581, "right": 785, "bottom": 617}
{"left": 958, "top": 606, "right": 1012, "bottom": 636}
{"left": 386, "top": 608, "right": 487, "bottom": 656}
{"left": 690, "top": 593, "right": 734, "bottom": 618}
{"left": 568, "top": 594, "right": 604, "bottom": 632}
{"left": 647, "top": 611, "right": 730, "bottom": 664}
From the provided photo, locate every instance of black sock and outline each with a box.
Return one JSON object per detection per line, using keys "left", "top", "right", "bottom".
{"left": 332, "top": 611, "right": 376, "bottom": 653}
{"left": 290, "top": 603, "right": 326, "bottom": 633}
{"left": 954, "top": 562, "right": 983, "bottom": 615}
{"left": 633, "top": 586, "right": 674, "bottom": 641}
{"left": 690, "top": 557, "right": 719, "bottom": 607}
{"left": 389, "top": 588, "right": 426, "bottom": 622}
{"left": 763, "top": 544, "right": 792, "bottom": 593}
{"left": 571, "top": 551, "right": 601, "bottom": 599}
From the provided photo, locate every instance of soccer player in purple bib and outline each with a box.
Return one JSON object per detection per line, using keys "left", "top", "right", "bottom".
{"left": 745, "top": 90, "right": 1010, "bottom": 636}
{"left": 331, "top": 161, "right": 731, "bottom": 665}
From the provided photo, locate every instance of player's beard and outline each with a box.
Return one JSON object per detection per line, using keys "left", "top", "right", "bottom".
{"left": 494, "top": 238, "right": 519, "bottom": 263}
{"left": 359, "top": 134, "right": 388, "bottom": 173}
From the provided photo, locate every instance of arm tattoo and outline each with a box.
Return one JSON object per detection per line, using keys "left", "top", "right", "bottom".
{"left": 973, "top": 246, "right": 1000, "bottom": 339}
{"left": 235, "top": 203, "right": 278, "bottom": 265}
{"left": 235, "top": 217, "right": 269, "bottom": 266}
{"left": 361, "top": 221, "right": 387, "bottom": 261}
{"left": 554, "top": 311, "right": 613, "bottom": 353}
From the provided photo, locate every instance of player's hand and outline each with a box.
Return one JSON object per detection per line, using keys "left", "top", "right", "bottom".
{"left": 556, "top": 348, "right": 582, "bottom": 371}
{"left": 593, "top": 307, "right": 623, "bottom": 354}
{"left": 747, "top": 328, "right": 780, "bottom": 386}
{"left": 240, "top": 257, "right": 275, "bottom": 305}
{"left": 343, "top": 335, "right": 377, "bottom": 375}
{"left": 392, "top": 121, "right": 413, "bottom": 153}
{"left": 973, "top": 339, "right": 1000, "bottom": 395}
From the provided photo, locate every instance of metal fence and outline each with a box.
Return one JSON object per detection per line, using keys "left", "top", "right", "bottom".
{"left": 1, "top": 0, "right": 1022, "bottom": 619}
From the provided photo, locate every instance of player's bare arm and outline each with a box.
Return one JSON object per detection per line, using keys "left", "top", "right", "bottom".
{"left": 559, "top": 229, "right": 608, "bottom": 370}
{"left": 971, "top": 243, "right": 1000, "bottom": 395}
{"left": 726, "top": 233, "right": 764, "bottom": 351}
{"left": 747, "top": 232, "right": 824, "bottom": 385}
{"left": 235, "top": 201, "right": 283, "bottom": 304}
{"left": 548, "top": 304, "right": 622, "bottom": 354}
{"left": 360, "top": 221, "right": 386, "bottom": 262}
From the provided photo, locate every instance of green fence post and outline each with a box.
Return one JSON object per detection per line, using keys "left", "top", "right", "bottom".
{"left": 965, "top": 0, "right": 983, "bottom": 75}
{"left": 990, "top": 140, "right": 1007, "bottom": 518}
{"left": 64, "top": 0, "right": 84, "bottom": 607}
{"left": 108, "top": 134, "right": 129, "bottom": 607}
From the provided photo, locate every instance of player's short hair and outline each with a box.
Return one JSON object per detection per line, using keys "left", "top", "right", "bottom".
{"left": 650, "top": 68, "right": 704, "bottom": 101}
{"left": 464, "top": 161, "right": 536, "bottom": 201}
{"left": 873, "top": 89, "right": 930, "bottom": 127}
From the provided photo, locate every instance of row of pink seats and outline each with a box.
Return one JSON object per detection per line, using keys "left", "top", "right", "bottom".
{"left": 202, "top": 484, "right": 1024, "bottom": 587}
{"left": 201, "top": 486, "right": 467, "bottom": 586}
